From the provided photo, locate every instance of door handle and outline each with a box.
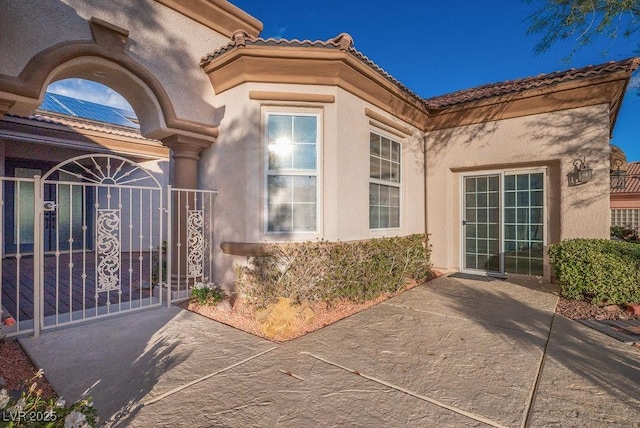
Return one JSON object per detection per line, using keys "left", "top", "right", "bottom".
{"left": 462, "top": 220, "right": 468, "bottom": 226}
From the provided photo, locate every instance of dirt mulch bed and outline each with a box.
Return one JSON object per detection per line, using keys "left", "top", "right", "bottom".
{"left": 0, "top": 339, "right": 57, "bottom": 399}
{"left": 179, "top": 277, "right": 433, "bottom": 343}
{"left": 556, "top": 297, "right": 640, "bottom": 321}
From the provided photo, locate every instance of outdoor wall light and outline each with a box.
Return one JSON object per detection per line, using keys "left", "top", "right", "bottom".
{"left": 610, "top": 158, "right": 626, "bottom": 190}
{"left": 567, "top": 158, "right": 593, "bottom": 186}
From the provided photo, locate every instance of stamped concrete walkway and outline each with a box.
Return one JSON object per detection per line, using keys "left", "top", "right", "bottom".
{"left": 19, "top": 275, "right": 640, "bottom": 427}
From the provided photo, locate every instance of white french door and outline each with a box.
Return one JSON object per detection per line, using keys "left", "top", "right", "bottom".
{"left": 462, "top": 170, "right": 545, "bottom": 277}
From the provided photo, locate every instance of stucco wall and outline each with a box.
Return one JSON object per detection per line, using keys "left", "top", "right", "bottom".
{"left": 330, "top": 88, "right": 425, "bottom": 240}
{"left": 426, "top": 104, "right": 611, "bottom": 275}
{"left": 0, "top": 0, "right": 228, "bottom": 126}
{"left": 200, "top": 83, "right": 425, "bottom": 290}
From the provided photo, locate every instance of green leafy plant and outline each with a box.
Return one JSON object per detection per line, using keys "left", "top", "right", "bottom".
{"left": 190, "top": 282, "right": 226, "bottom": 305}
{"left": 610, "top": 225, "right": 639, "bottom": 242}
{"left": 236, "top": 234, "right": 431, "bottom": 307}
{"left": 151, "top": 241, "right": 167, "bottom": 286}
{"left": 548, "top": 238, "right": 640, "bottom": 305}
{"left": 0, "top": 370, "right": 98, "bottom": 427}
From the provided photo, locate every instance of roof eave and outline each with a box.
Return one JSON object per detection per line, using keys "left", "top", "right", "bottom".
{"left": 424, "top": 70, "right": 634, "bottom": 133}
{"left": 202, "top": 43, "right": 429, "bottom": 129}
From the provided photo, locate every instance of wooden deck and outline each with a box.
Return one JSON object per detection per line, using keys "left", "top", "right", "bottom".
{"left": 1, "top": 251, "right": 159, "bottom": 322}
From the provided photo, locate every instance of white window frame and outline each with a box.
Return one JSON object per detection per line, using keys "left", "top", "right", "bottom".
{"left": 369, "top": 130, "right": 402, "bottom": 230}
{"left": 263, "top": 109, "right": 322, "bottom": 236}
{"left": 611, "top": 208, "right": 640, "bottom": 234}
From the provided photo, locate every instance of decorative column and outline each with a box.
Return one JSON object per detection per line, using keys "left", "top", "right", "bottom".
{"left": 162, "top": 134, "right": 213, "bottom": 294}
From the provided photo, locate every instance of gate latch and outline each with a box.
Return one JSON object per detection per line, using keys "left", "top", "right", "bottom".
{"left": 43, "top": 201, "right": 56, "bottom": 211}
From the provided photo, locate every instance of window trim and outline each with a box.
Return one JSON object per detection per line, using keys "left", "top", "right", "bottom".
{"left": 263, "top": 109, "right": 322, "bottom": 236}
{"left": 369, "top": 130, "right": 402, "bottom": 231}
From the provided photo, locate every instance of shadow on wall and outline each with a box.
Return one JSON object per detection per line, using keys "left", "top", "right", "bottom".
{"left": 426, "top": 100, "right": 610, "bottom": 210}
{"left": 425, "top": 101, "right": 508, "bottom": 169}
{"left": 199, "top": 104, "right": 261, "bottom": 292}
{"left": 72, "top": 0, "right": 219, "bottom": 122}
{"left": 426, "top": 276, "right": 640, "bottom": 409}
{"left": 404, "top": 131, "right": 427, "bottom": 176}
{"left": 523, "top": 106, "right": 612, "bottom": 211}
{"left": 2, "top": 0, "right": 220, "bottom": 130}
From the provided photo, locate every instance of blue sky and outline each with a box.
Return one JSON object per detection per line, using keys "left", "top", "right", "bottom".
{"left": 49, "top": 0, "right": 640, "bottom": 159}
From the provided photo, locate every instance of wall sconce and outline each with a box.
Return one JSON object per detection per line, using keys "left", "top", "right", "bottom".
{"left": 610, "top": 158, "right": 626, "bottom": 190}
{"left": 567, "top": 158, "right": 593, "bottom": 186}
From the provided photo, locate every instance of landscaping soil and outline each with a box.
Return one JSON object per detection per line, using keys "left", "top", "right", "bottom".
{"left": 179, "top": 278, "right": 426, "bottom": 343}
{"left": 556, "top": 297, "right": 640, "bottom": 321}
{"left": 0, "top": 339, "right": 57, "bottom": 399}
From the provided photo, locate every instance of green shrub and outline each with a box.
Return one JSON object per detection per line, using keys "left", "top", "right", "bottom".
{"left": 190, "top": 282, "right": 226, "bottom": 305}
{"left": 610, "top": 225, "right": 639, "bottom": 242}
{"left": 236, "top": 234, "right": 431, "bottom": 307}
{"left": 548, "top": 239, "right": 640, "bottom": 304}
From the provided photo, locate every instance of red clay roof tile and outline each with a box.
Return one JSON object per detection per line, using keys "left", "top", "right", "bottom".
{"left": 612, "top": 162, "right": 640, "bottom": 194}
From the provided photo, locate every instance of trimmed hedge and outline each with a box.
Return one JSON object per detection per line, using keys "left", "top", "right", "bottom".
{"left": 236, "top": 234, "right": 431, "bottom": 307}
{"left": 548, "top": 239, "right": 640, "bottom": 305}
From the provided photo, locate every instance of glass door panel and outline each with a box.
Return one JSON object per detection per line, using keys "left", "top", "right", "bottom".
{"left": 503, "top": 172, "right": 544, "bottom": 276}
{"left": 53, "top": 171, "right": 85, "bottom": 252}
{"left": 4, "top": 161, "right": 90, "bottom": 254}
{"left": 463, "top": 175, "right": 501, "bottom": 273}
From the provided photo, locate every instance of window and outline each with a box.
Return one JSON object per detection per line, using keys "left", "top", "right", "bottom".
{"left": 612, "top": 208, "right": 639, "bottom": 234}
{"left": 369, "top": 132, "right": 401, "bottom": 229}
{"left": 266, "top": 113, "right": 318, "bottom": 233}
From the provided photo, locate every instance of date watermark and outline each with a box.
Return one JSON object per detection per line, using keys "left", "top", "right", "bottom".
{"left": 1, "top": 409, "right": 58, "bottom": 423}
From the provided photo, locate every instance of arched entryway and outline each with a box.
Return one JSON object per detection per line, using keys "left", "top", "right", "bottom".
{"left": 0, "top": 14, "right": 220, "bottom": 336}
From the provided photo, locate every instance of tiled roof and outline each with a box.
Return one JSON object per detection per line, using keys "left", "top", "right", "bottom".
{"left": 202, "top": 31, "right": 640, "bottom": 113}
{"left": 19, "top": 112, "right": 152, "bottom": 141}
{"left": 200, "top": 31, "right": 425, "bottom": 105}
{"left": 424, "top": 58, "right": 640, "bottom": 109}
{"left": 612, "top": 162, "right": 640, "bottom": 194}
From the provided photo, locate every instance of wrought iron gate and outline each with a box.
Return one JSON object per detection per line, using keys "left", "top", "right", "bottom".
{"left": 1, "top": 154, "right": 216, "bottom": 337}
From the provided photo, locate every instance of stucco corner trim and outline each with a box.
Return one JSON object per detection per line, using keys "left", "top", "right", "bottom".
{"left": 153, "top": 0, "right": 263, "bottom": 38}
{"left": 249, "top": 90, "right": 335, "bottom": 103}
{"left": 220, "top": 242, "right": 270, "bottom": 257}
{"left": 365, "top": 107, "right": 412, "bottom": 136}
{"left": 89, "top": 17, "right": 129, "bottom": 53}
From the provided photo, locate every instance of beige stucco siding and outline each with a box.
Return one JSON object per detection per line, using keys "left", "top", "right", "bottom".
{"left": 0, "top": 0, "right": 228, "bottom": 126}
{"left": 330, "top": 88, "right": 425, "bottom": 241}
{"left": 200, "top": 83, "right": 425, "bottom": 289}
{"left": 426, "top": 104, "right": 611, "bottom": 275}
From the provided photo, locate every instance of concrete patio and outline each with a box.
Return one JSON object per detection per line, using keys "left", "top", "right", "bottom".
{"left": 19, "top": 274, "right": 640, "bottom": 427}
